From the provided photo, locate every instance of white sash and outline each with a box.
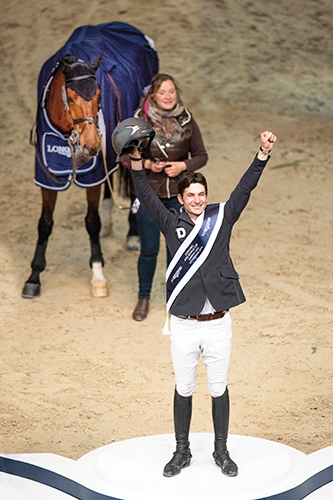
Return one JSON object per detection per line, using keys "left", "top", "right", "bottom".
{"left": 162, "top": 203, "right": 225, "bottom": 335}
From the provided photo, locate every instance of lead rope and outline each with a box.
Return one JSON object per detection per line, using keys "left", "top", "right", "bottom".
{"left": 101, "top": 140, "right": 130, "bottom": 210}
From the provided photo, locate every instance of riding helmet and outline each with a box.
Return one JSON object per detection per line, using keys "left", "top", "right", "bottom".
{"left": 112, "top": 117, "right": 155, "bottom": 162}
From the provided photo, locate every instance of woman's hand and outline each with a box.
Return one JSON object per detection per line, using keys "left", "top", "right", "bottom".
{"left": 163, "top": 161, "right": 187, "bottom": 177}
{"left": 146, "top": 159, "right": 166, "bottom": 173}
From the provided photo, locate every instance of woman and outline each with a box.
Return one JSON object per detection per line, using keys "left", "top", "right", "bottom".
{"left": 132, "top": 73, "right": 208, "bottom": 321}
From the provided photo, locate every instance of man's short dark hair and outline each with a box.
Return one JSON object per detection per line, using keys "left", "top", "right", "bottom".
{"left": 178, "top": 171, "right": 208, "bottom": 197}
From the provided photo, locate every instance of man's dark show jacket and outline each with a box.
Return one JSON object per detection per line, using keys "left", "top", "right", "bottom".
{"left": 131, "top": 155, "right": 270, "bottom": 317}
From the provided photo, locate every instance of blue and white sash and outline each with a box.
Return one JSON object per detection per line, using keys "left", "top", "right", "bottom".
{"left": 162, "top": 203, "right": 224, "bottom": 335}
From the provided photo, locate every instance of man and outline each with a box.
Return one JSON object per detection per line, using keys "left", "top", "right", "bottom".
{"left": 112, "top": 120, "right": 276, "bottom": 477}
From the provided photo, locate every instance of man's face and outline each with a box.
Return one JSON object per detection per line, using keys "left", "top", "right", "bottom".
{"left": 178, "top": 183, "right": 208, "bottom": 221}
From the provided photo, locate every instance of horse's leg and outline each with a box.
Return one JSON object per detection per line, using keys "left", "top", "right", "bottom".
{"left": 86, "top": 185, "right": 109, "bottom": 297}
{"left": 100, "top": 180, "right": 114, "bottom": 238}
{"left": 22, "top": 188, "right": 57, "bottom": 298}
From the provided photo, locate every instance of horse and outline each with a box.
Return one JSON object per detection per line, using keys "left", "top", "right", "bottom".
{"left": 21, "top": 22, "right": 158, "bottom": 299}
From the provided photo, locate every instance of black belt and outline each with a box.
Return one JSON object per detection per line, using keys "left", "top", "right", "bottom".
{"left": 176, "top": 310, "right": 228, "bottom": 322}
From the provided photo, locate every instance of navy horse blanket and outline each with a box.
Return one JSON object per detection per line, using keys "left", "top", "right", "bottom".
{"left": 34, "top": 22, "right": 158, "bottom": 190}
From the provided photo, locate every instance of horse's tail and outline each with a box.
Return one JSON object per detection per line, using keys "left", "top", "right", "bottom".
{"left": 104, "top": 162, "right": 131, "bottom": 199}
{"left": 103, "top": 74, "right": 131, "bottom": 198}
{"left": 118, "top": 162, "right": 132, "bottom": 198}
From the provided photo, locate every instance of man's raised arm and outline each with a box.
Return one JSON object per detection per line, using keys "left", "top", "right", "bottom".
{"left": 129, "top": 149, "right": 175, "bottom": 235}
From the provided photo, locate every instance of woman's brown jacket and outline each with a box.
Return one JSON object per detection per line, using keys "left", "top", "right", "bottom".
{"left": 134, "top": 107, "right": 208, "bottom": 199}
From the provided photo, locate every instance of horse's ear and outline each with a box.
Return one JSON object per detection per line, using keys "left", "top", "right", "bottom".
{"left": 59, "top": 54, "right": 77, "bottom": 74}
{"left": 90, "top": 54, "right": 103, "bottom": 72}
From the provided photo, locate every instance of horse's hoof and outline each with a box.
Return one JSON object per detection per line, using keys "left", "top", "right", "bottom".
{"left": 126, "top": 235, "right": 140, "bottom": 251}
{"left": 21, "top": 282, "right": 41, "bottom": 299}
{"left": 91, "top": 281, "right": 109, "bottom": 298}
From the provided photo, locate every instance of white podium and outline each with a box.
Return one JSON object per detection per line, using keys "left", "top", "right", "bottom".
{"left": 1, "top": 434, "right": 332, "bottom": 500}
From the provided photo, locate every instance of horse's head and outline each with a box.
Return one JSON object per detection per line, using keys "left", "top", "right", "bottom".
{"left": 59, "top": 55, "right": 102, "bottom": 168}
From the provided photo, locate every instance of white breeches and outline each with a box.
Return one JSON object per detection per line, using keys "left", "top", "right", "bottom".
{"left": 170, "top": 312, "right": 232, "bottom": 398}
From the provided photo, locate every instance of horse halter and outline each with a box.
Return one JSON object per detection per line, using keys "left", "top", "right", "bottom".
{"left": 63, "top": 72, "right": 101, "bottom": 147}
{"left": 72, "top": 116, "right": 99, "bottom": 126}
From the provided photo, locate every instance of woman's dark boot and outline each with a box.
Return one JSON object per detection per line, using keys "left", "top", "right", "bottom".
{"left": 163, "top": 389, "right": 192, "bottom": 477}
{"left": 132, "top": 298, "right": 149, "bottom": 321}
{"left": 212, "top": 387, "right": 238, "bottom": 477}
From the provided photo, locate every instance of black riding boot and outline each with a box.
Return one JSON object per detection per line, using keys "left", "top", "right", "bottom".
{"left": 163, "top": 389, "right": 192, "bottom": 477}
{"left": 212, "top": 387, "right": 238, "bottom": 477}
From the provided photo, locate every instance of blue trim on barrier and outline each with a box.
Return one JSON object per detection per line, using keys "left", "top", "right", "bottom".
{"left": 0, "top": 457, "right": 123, "bottom": 500}
{"left": 257, "top": 464, "right": 333, "bottom": 500}
{"left": 0, "top": 456, "right": 332, "bottom": 500}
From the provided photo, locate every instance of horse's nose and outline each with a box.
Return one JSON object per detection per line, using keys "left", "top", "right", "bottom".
{"left": 83, "top": 140, "right": 101, "bottom": 156}
{"left": 80, "top": 122, "right": 101, "bottom": 150}
{"left": 81, "top": 132, "right": 101, "bottom": 155}
{"left": 86, "top": 146, "right": 100, "bottom": 157}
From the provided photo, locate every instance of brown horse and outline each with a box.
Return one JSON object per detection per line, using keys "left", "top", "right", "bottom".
{"left": 22, "top": 55, "right": 108, "bottom": 298}
{"left": 21, "top": 23, "right": 158, "bottom": 299}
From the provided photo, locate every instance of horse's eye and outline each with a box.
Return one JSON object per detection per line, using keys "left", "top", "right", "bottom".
{"left": 67, "top": 97, "right": 74, "bottom": 103}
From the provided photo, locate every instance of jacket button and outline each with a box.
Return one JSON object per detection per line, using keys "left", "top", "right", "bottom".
{"left": 203, "top": 274, "right": 206, "bottom": 279}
